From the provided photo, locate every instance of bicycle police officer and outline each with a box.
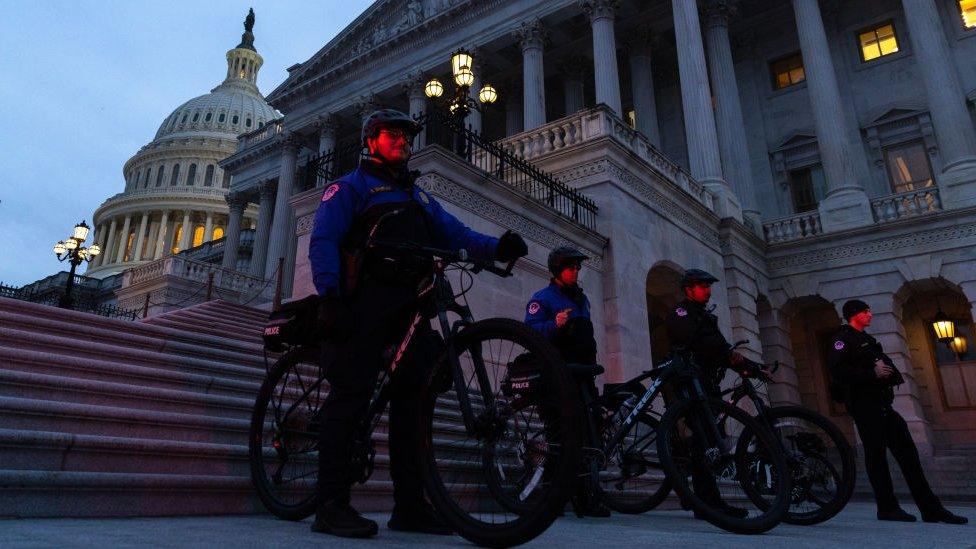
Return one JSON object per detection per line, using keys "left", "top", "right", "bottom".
{"left": 664, "top": 268, "right": 748, "bottom": 519}
{"left": 309, "top": 109, "right": 529, "bottom": 538}
{"left": 524, "top": 246, "right": 610, "bottom": 517}
{"left": 827, "top": 300, "right": 967, "bottom": 524}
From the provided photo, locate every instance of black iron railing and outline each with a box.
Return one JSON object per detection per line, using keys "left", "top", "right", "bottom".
{"left": 0, "top": 282, "right": 138, "bottom": 321}
{"left": 422, "top": 108, "right": 598, "bottom": 229}
{"left": 297, "top": 141, "right": 363, "bottom": 192}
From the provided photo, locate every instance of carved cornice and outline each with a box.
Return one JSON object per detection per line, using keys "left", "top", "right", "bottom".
{"left": 416, "top": 172, "right": 606, "bottom": 272}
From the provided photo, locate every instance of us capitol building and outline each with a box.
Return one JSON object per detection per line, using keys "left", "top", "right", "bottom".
{"left": 102, "top": 0, "right": 976, "bottom": 456}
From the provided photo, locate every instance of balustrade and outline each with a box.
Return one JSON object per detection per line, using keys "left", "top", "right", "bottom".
{"left": 763, "top": 211, "right": 823, "bottom": 243}
{"left": 871, "top": 187, "right": 942, "bottom": 223}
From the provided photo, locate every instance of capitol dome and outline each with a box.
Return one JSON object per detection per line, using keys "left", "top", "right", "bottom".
{"left": 87, "top": 9, "right": 272, "bottom": 278}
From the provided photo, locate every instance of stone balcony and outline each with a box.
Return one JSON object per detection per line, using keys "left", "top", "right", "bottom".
{"left": 235, "top": 117, "right": 284, "bottom": 152}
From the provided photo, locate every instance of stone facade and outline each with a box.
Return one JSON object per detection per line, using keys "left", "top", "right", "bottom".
{"left": 219, "top": 0, "right": 976, "bottom": 455}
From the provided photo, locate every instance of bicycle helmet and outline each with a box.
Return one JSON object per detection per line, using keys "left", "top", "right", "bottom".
{"left": 548, "top": 246, "right": 588, "bottom": 276}
{"left": 680, "top": 268, "right": 719, "bottom": 287}
{"left": 361, "top": 109, "right": 422, "bottom": 145}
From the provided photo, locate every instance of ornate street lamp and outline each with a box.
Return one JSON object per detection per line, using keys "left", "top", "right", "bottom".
{"left": 53, "top": 220, "right": 100, "bottom": 309}
{"left": 948, "top": 335, "right": 968, "bottom": 360}
{"left": 424, "top": 47, "right": 498, "bottom": 155}
{"left": 931, "top": 308, "right": 956, "bottom": 343}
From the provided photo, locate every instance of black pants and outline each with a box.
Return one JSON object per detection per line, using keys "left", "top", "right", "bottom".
{"left": 849, "top": 401, "right": 942, "bottom": 514}
{"left": 316, "top": 281, "right": 438, "bottom": 507}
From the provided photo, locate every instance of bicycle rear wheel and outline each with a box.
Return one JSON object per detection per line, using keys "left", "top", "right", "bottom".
{"left": 658, "top": 398, "right": 791, "bottom": 534}
{"left": 597, "top": 408, "right": 672, "bottom": 514}
{"left": 418, "top": 318, "right": 579, "bottom": 548}
{"left": 248, "top": 345, "right": 325, "bottom": 520}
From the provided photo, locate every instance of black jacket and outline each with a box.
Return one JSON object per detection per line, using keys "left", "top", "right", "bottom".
{"left": 825, "top": 324, "right": 904, "bottom": 407}
{"left": 665, "top": 299, "right": 731, "bottom": 383}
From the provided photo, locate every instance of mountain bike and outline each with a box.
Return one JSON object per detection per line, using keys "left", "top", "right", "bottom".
{"left": 575, "top": 353, "right": 793, "bottom": 534}
{"left": 721, "top": 343, "right": 855, "bottom": 525}
{"left": 248, "top": 240, "right": 579, "bottom": 548}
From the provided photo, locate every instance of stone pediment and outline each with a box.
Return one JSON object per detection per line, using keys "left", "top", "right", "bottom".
{"left": 772, "top": 131, "right": 817, "bottom": 152}
{"left": 268, "top": 0, "right": 469, "bottom": 103}
{"left": 860, "top": 103, "right": 926, "bottom": 128}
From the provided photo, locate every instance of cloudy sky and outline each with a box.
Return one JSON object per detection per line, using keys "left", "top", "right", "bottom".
{"left": 0, "top": 0, "right": 371, "bottom": 286}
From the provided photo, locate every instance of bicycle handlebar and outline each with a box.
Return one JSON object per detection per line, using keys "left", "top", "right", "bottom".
{"left": 369, "top": 239, "right": 517, "bottom": 278}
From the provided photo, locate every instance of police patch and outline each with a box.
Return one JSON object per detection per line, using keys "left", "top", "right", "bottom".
{"left": 417, "top": 190, "right": 430, "bottom": 204}
{"left": 321, "top": 183, "right": 340, "bottom": 202}
{"left": 527, "top": 301, "right": 541, "bottom": 315}
{"left": 834, "top": 341, "right": 845, "bottom": 350}
{"left": 676, "top": 307, "right": 687, "bottom": 317}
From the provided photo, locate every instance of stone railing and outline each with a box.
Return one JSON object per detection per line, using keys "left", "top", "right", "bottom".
{"left": 495, "top": 105, "right": 715, "bottom": 212}
{"left": 236, "top": 117, "right": 284, "bottom": 151}
{"left": 871, "top": 186, "right": 941, "bottom": 223}
{"left": 763, "top": 211, "right": 823, "bottom": 243}
{"left": 102, "top": 187, "right": 227, "bottom": 205}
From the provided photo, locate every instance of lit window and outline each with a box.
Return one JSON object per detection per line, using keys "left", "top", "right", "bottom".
{"left": 213, "top": 226, "right": 225, "bottom": 241}
{"left": 171, "top": 226, "right": 182, "bottom": 254}
{"left": 884, "top": 141, "right": 934, "bottom": 193}
{"left": 626, "top": 109, "right": 636, "bottom": 130}
{"left": 859, "top": 22, "right": 899, "bottom": 62}
{"left": 962, "top": 0, "right": 976, "bottom": 28}
{"left": 123, "top": 232, "right": 135, "bottom": 262}
{"left": 192, "top": 225, "right": 206, "bottom": 248}
{"left": 770, "top": 53, "right": 805, "bottom": 90}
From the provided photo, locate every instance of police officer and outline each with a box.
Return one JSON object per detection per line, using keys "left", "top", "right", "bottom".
{"left": 664, "top": 268, "right": 747, "bottom": 519}
{"left": 524, "top": 246, "right": 610, "bottom": 517}
{"left": 309, "top": 109, "right": 529, "bottom": 538}
{"left": 827, "top": 300, "right": 967, "bottom": 524}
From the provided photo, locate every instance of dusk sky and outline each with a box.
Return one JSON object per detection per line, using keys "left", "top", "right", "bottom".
{"left": 0, "top": 0, "right": 371, "bottom": 286}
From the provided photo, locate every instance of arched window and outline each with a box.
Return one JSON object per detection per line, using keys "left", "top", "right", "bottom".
{"left": 204, "top": 164, "right": 214, "bottom": 186}
{"left": 205, "top": 112, "right": 212, "bottom": 122}
{"left": 218, "top": 113, "right": 226, "bottom": 123}
{"left": 232, "top": 115, "right": 239, "bottom": 125}
{"left": 181, "top": 113, "right": 188, "bottom": 124}
{"left": 192, "top": 225, "right": 205, "bottom": 248}
{"left": 143, "top": 167, "right": 152, "bottom": 188}
{"left": 213, "top": 226, "right": 225, "bottom": 240}
{"left": 245, "top": 118, "right": 252, "bottom": 128}
{"left": 186, "top": 163, "right": 197, "bottom": 186}
{"left": 156, "top": 165, "right": 165, "bottom": 187}
{"left": 170, "top": 164, "right": 180, "bottom": 186}
{"left": 192, "top": 112, "right": 199, "bottom": 122}
{"left": 222, "top": 170, "right": 231, "bottom": 189}
{"left": 134, "top": 170, "right": 142, "bottom": 190}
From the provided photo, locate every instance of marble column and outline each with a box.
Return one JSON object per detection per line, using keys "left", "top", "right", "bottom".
{"left": 355, "top": 93, "right": 378, "bottom": 125}
{"left": 92, "top": 223, "right": 108, "bottom": 268}
{"left": 145, "top": 220, "right": 159, "bottom": 261}
{"left": 515, "top": 18, "right": 548, "bottom": 130}
{"left": 792, "top": 0, "right": 871, "bottom": 230}
{"left": 132, "top": 212, "right": 150, "bottom": 262}
{"left": 559, "top": 55, "right": 587, "bottom": 116}
{"left": 672, "top": 0, "right": 741, "bottom": 219}
{"left": 316, "top": 114, "right": 339, "bottom": 185}
{"left": 222, "top": 192, "right": 247, "bottom": 270}
{"left": 403, "top": 74, "right": 428, "bottom": 148}
{"left": 103, "top": 218, "right": 118, "bottom": 266}
{"left": 265, "top": 138, "right": 300, "bottom": 279}
{"left": 204, "top": 211, "right": 214, "bottom": 242}
{"left": 251, "top": 183, "right": 275, "bottom": 278}
{"left": 154, "top": 210, "right": 170, "bottom": 259}
{"left": 625, "top": 32, "right": 661, "bottom": 147}
{"left": 580, "top": 0, "right": 622, "bottom": 116}
{"left": 900, "top": 0, "right": 976, "bottom": 207}
{"left": 504, "top": 79, "right": 524, "bottom": 136}
{"left": 179, "top": 210, "right": 192, "bottom": 251}
{"left": 704, "top": 1, "right": 760, "bottom": 226}
{"left": 115, "top": 214, "right": 132, "bottom": 263}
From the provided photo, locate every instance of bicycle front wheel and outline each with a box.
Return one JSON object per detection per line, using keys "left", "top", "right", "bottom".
{"left": 598, "top": 409, "right": 672, "bottom": 514}
{"left": 248, "top": 345, "right": 325, "bottom": 521}
{"left": 418, "top": 318, "right": 579, "bottom": 548}
{"left": 658, "top": 398, "right": 791, "bottom": 534}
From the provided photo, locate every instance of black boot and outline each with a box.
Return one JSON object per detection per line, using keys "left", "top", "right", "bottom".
{"left": 877, "top": 507, "right": 917, "bottom": 522}
{"left": 921, "top": 508, "right": 969, "bottom": 525}
{"left": 388, "top": 500, "right": 453, "bottom": 535}
{"left": 311, "top": 501, "right": 379, "bottom": 538}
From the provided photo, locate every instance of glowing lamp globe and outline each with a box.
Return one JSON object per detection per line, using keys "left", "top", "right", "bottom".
{"left": 478, "top": 84, "right": 497, "bottom": 104}
{"left": 948, "top": 336, "right": 968, "bottom": 357}
{"left": 53, "top": 241, "right": 67, "bottom": 256}
{"left": 932, "top": 310, "right": 956, "bottom": 342}
{"left": 72, "top": 221, "right": 91, "bottom": 242}
{"left": 424, "top": 78, "right": 444, "bottom": 99}
{"left": 454, "top": 68, "right": 475, "bottom": 88}
{"left": 63, "top": 239, "right": 78, "bottom": 251}
{"left": 451, "top": 49, "right": 473, "bottom": 76}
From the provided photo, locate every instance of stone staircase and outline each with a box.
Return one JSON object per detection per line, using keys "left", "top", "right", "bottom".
{"left": 852, "top": 444, "right": 976, "bottom": 504}
{"left": 0, "top": 298, "right": 405, "bottom": 518}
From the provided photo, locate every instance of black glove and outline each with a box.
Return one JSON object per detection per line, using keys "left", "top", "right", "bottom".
{"left": 318, "top": 292, "right": 352, "bottom": 342}
{"left": 496, "top": 230, "right": 528, "bottom": 262}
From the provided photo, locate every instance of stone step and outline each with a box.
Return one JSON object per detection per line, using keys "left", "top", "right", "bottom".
{"left": 167, "top": 304, "right": 267, "bottom": 330}
{"left": 152, "top": 300, "right": 268, "bottom": 326}
{"left": 166, "top": 308, "right": 265, "bottom": 339}
{"left": 145, "top": 316, "right": 264, "bottom": 346}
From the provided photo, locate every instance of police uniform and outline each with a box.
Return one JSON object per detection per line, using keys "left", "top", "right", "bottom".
{"left": 826, "top": 324, "right": 948, "bottom": 518}
{"left": 310, "top": 160, "right": 498, "bottom": 510}
{"left": 664, "top": 298, "right": 731, "bottom": 394}
{"left": 525, "top": 281, "right": 595, "bottom": 364}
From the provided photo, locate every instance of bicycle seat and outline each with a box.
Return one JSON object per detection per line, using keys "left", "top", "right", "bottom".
{"left": 565, "top": 362, "right": 605, "bottom": 380}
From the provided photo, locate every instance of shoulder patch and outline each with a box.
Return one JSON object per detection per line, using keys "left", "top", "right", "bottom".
{"left": 527, "top": 301, "right": 541, "bottom": 315}
{"left": 675, "top": 307, "right": 687, "bottom": 317}
{"left": 417, "top": 190, "right": 430, "bottom": 204}
{"left": 321, "top": 183, "right": 340, "bottom": 202}
{"left": 834, "top": 341, "right": 845, "bottom": 350}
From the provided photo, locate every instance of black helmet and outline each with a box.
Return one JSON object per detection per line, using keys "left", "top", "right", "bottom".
{"left": 361, "top": 109, "right": 422, "bottom": 145}
{"left": 548, "top": 246, "right": 588, "bottom": 276}
{"left": 680, "top": 268, "right": 718, "bottom": 287}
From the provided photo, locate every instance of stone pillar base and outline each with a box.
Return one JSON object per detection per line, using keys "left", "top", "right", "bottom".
{"left": 937, "top": 160, "right": 976, "bottom": 209}
{"left": 702, "top": 178, "right": 743, "bottom": 220}
{"left": 818, "top": 188, "right": 873, "bottom": 232}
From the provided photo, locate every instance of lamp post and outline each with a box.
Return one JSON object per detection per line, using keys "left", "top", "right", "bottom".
{"left": 53, "top": 220, "right": 101, "bottom": 309}
{"left": 424, "top": 48, "right": 498, "bottom": 156}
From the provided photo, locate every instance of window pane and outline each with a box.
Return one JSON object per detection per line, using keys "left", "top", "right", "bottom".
{"left": 770, "top": 53, "right": 804, "bottom": 90}
{"left": 789, "top": 67, "right": 805, "bottom": 85}
{"left": 789, "top": 168, "right": 817, "bottom": 213}
{"left": 192, "top": 226, "right": 205, "bottom": 248}
{"left": 961, "top": 0, "right": 976, "bottom": 28}
{"left": 884, "top": 141, "right": 934, "bottom": 193}
{"left": 213, "top": 226, "right": 225, "bottom": 240}
{"left": 859, "top": 23, "right": 899, "bottom": 61}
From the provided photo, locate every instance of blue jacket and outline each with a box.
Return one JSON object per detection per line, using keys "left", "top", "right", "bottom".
{"left": 524, "top": 282, "right": 591, "bottom": 341}
{"left": 309, "top": 164, "right": 499, "bottom": 295}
